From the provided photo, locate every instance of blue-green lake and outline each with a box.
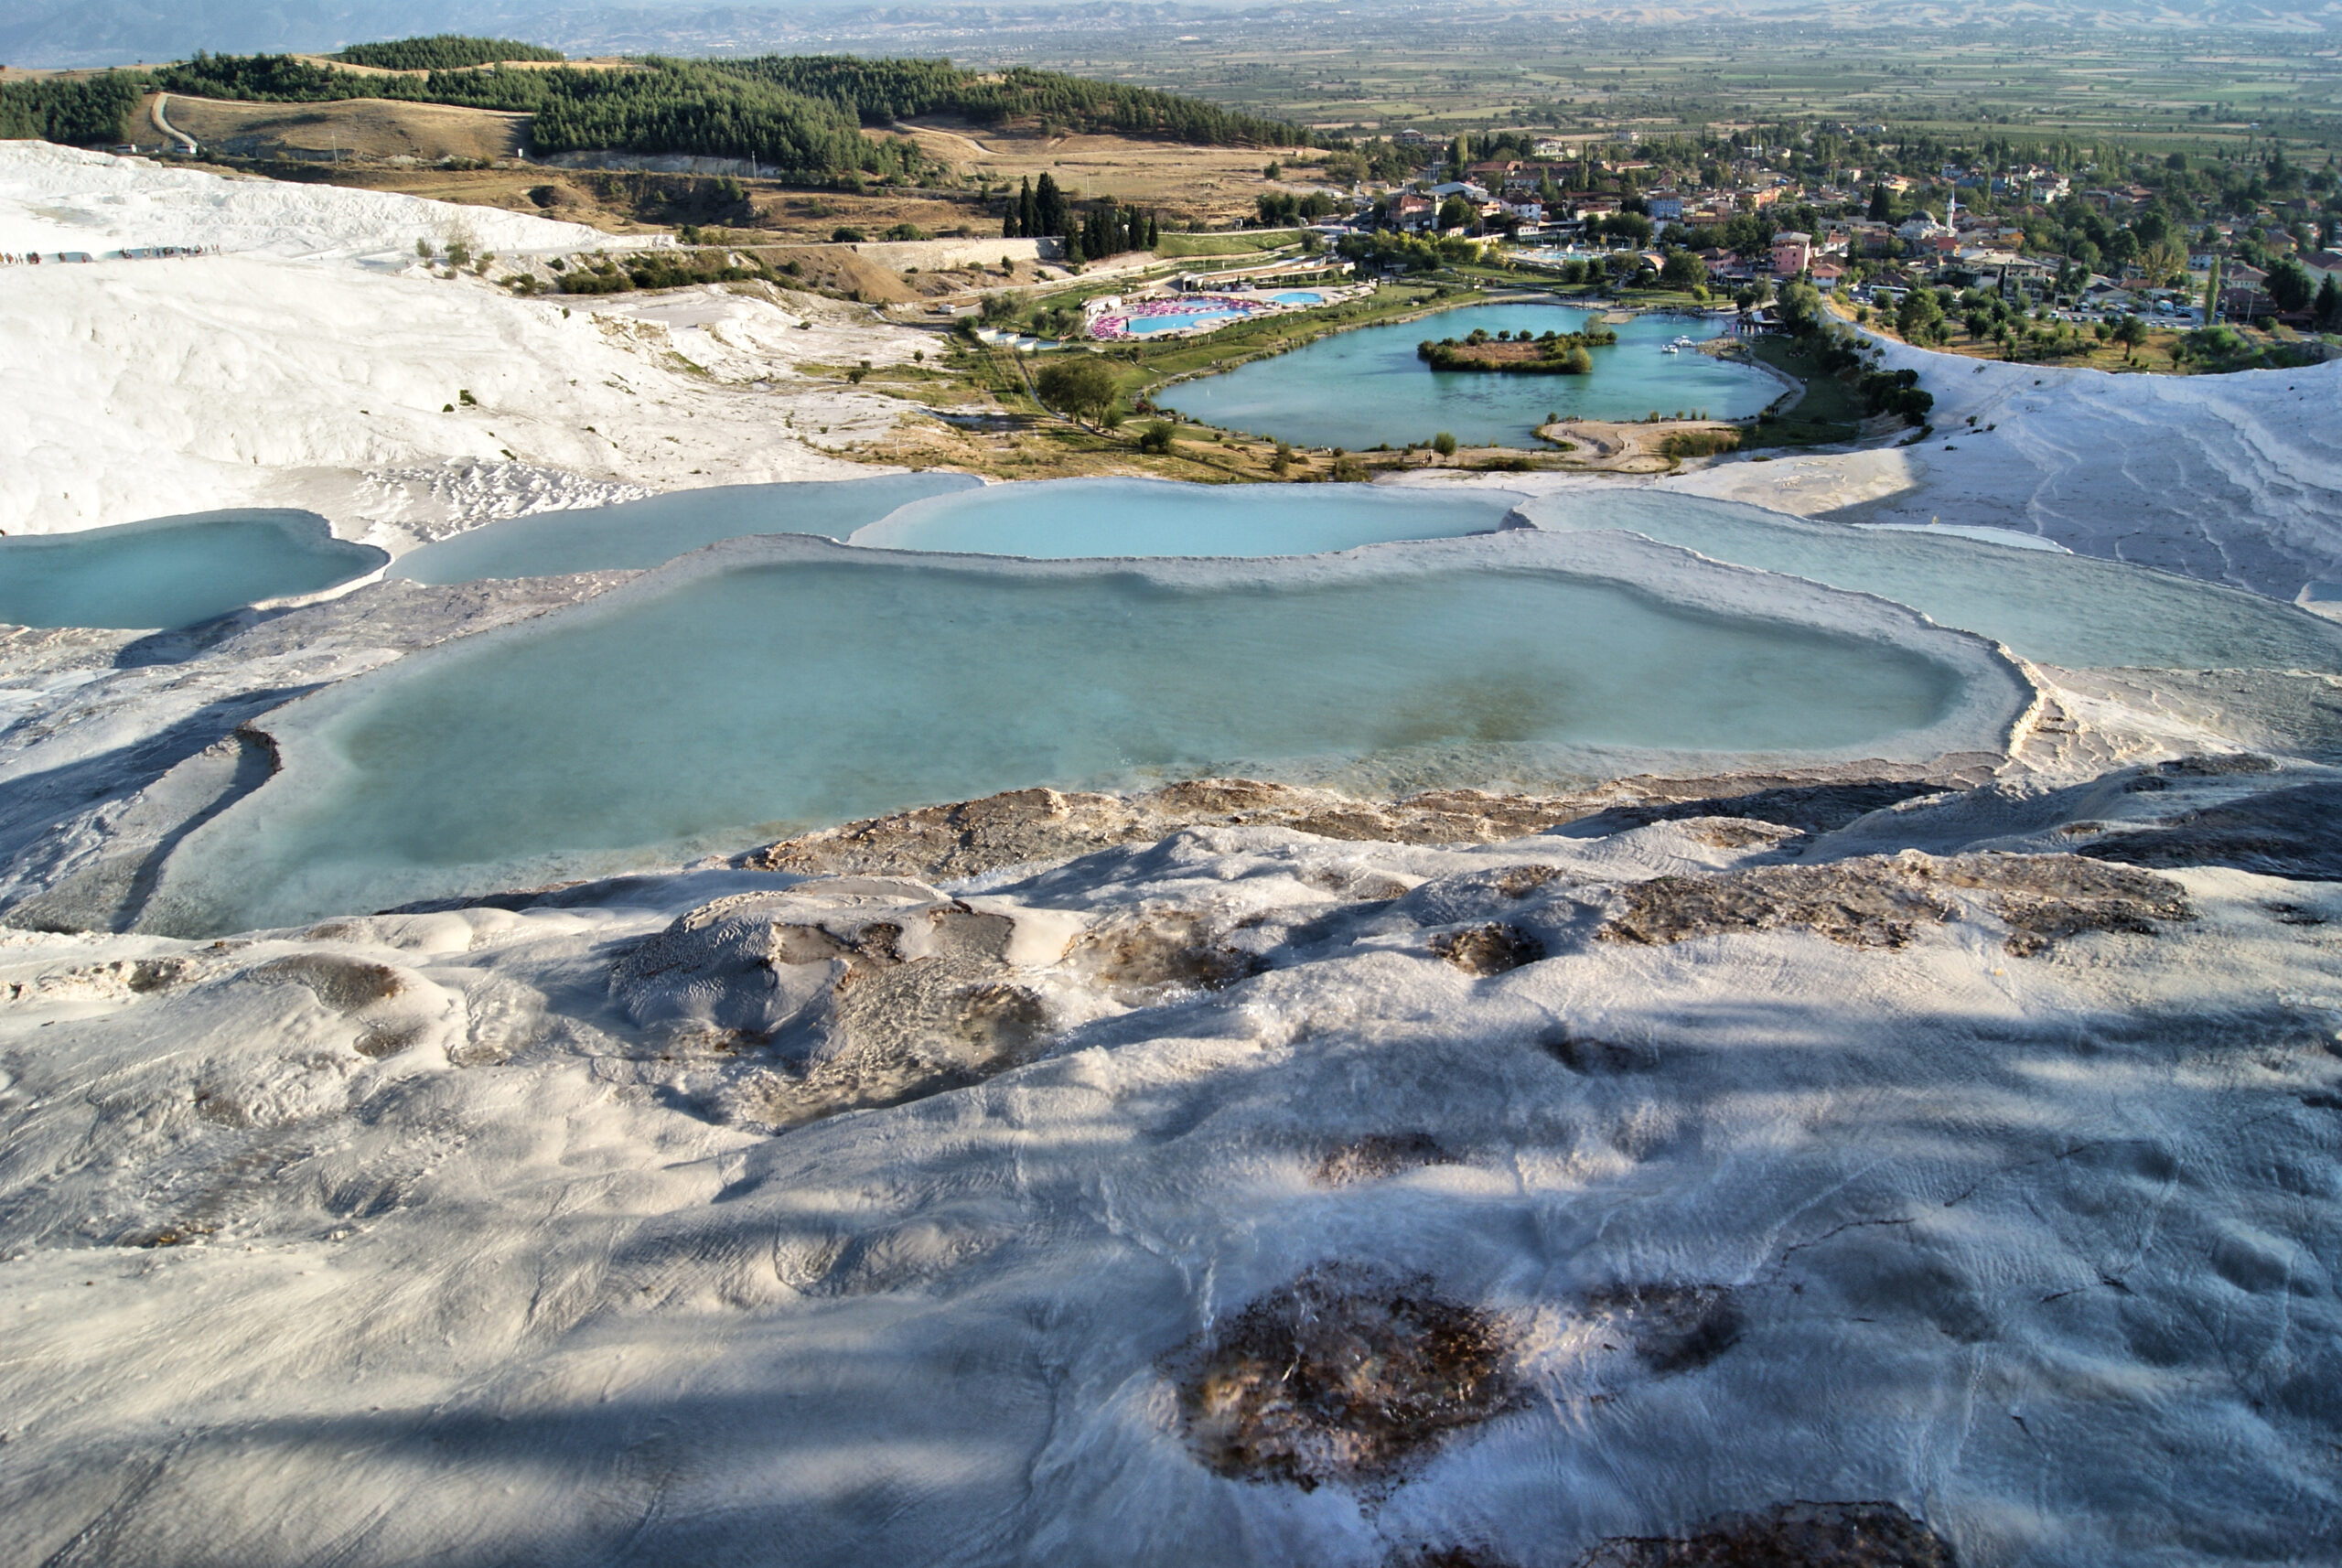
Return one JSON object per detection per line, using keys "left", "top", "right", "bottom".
{"left": 1163, "top": 303, "right": 1779, "bottom": 448}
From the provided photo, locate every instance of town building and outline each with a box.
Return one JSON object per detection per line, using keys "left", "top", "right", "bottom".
{"left": 1770, "top": 231, "right": 1814, "bottom": 276}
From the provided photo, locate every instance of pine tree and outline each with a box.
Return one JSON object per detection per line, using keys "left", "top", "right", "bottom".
{"left": 2315, "top": 271, "right": 2342, "bottom": 332}
{"left": 1019, "top": 177, "right": 1038, "bottom": 240}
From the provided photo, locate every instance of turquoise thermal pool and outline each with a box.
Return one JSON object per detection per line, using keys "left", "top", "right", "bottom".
{"left": 149, "top": 532, "right": 2022, "bottom": 932}
{"left": 845, "top": 478, "right": 1525, "bottom": 558}
{"left": 0, "top": 511, "right": 386, "bottom": 629}
{"left": 1163, "top": 303, "right": 1778, "bottom": 447}
{"left": 392, "top": 474, "right": 979, "bottom": 583}
{"left": 1521, "top": 491, "right": 2342, "bottom": 672}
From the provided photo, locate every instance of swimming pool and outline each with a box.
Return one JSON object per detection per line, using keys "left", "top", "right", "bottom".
{"left": 1090, "top": 295, "right": 1278, "bottom": 339}
{"left": 1126, "top": 306, "right": 1255, "bottom": 335}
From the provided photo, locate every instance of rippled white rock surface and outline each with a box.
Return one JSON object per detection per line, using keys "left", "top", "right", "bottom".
{"left": 3, "top": 757, "right": 2337, "bottom": 1566}
{"left": 1667, "top": 349, "right": 2342, "bottom": 604}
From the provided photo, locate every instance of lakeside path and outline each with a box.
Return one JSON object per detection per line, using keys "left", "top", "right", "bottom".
{"left": 1535, "top": 415, "right": 1744, "bottom": 472}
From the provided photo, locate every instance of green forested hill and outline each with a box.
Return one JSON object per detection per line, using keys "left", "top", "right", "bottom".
{"left": 735, "top": 56, "right": 1316, "bottom": 146}
{"left": 0, "top": 71, "right": 145, "bottom": 144}
{"left": 331, "top": 37, "right": 565, "bottom": 70}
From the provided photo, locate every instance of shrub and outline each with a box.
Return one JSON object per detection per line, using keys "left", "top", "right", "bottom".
{"left": 1136, "top": 421, "right": 1177, "bottom": 455}
{"left": 1856, "top": 367, "right": 1932, "bottom": 424}
{"left": 1660, "top": 427, "right": 1742, "bottom": 458}
{"left": 831, "top": 227, "right": 866, "bottom": 243}
{"left": 1431, "top": 431, "right": 1458, "bottom": 457}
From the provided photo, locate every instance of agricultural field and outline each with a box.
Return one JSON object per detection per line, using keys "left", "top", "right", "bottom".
{"left": 1014, "top": 23, "right": 2342, "bottom": 160}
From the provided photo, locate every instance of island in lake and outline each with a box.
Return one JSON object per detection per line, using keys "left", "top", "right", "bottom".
{"left": 1417, "top": 324, "right": 1618, "bottom": 373}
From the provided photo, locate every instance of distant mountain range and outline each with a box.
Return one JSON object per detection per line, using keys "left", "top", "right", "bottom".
{"left": 8, "top": 0, "right": 2337, "bottom": 70}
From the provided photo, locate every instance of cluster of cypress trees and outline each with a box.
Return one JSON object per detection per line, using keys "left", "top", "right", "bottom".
{"left": 1000, "top": 173, "right": 1157, "bottom": 262}
{"left": 1001, "top": 174, "right": 1068, "bottom": 240}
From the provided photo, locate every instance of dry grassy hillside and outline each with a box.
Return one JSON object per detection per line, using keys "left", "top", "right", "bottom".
{"left": 101, "top": 91, "right": 1343, "bottom": 252}
{"left": 896, "top": 119, "right": 1329, "bottom": 223}
{"left": 154, "top": 94, "right": 527, "bottom": 164}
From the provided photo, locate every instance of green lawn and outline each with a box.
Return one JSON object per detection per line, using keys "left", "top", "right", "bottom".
{"left": 1154, "top": 230, "right": 1307, "bottom": 258}
{"left": 1735, "top": 335, "right": 1867, "bottom": 449}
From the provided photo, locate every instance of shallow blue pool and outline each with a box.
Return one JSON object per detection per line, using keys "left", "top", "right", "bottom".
{"left": 393, "top": 474, "right": 979, "bottom": 583}
{"left": 847, "top": 478, "right": 1524, "bottom": 558}
{"left": 1522, "top": 490, "right": 2342, "bottom": 672}
{"left": 1271, "top": 291, "right": 1326, "bottom": 306}
{"left": 0, "top": 511, "right": 387, "bottom": 629}
{"left": 153, "top": 533, "right": 1993, "bottom": 930}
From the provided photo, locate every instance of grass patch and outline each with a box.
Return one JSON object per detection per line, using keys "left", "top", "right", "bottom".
{"left": 1660, "top": 427, "right": 1741, "bottom": 458}
{"left": 1735, "top": 336, "right": 1865, "bottom": 450}
{"left": 1153, "top": 229, "right": 1307, "bottom": 258}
